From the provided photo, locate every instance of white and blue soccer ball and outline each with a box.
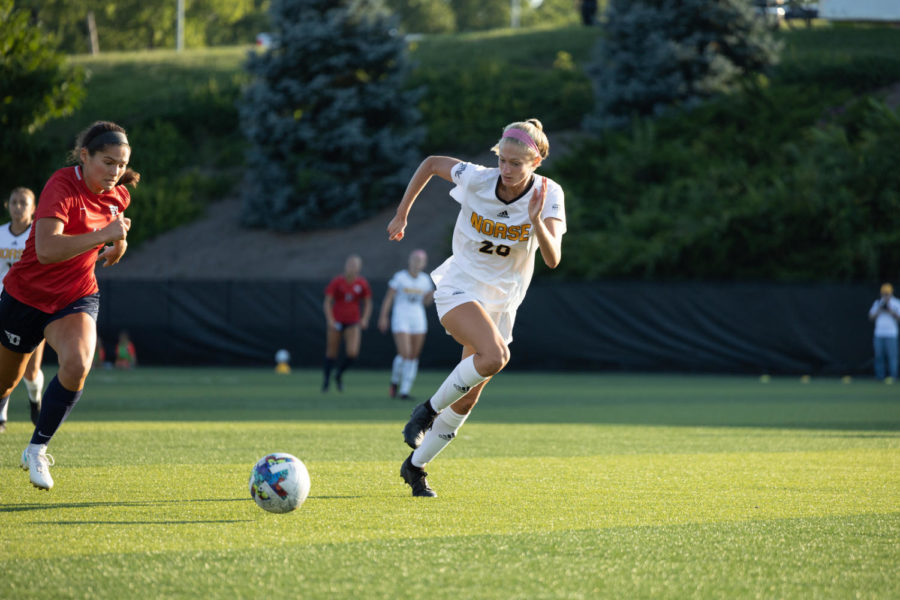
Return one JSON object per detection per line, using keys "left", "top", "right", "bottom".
{"left": 249, "top": 452, "right": 310, "bottom": 513}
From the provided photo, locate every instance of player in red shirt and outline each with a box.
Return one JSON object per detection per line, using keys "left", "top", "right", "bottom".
{"left": 322, "top": 254, "right": 372, "bottom": 392}
{"left": 0, "top": 121, "right": 138, "bottom": 490}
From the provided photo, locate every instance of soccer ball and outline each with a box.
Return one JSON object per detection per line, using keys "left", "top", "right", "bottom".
{"left": 249, "top": 453, "right": 310, "bottom": 513}
{"left": 274, "top": 349, "right": 290, "bottom": 364}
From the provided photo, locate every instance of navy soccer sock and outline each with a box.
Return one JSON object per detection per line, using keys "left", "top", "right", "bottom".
{"left": 323, "top": 357, "right": 335, "bottom": 385}
{"left": 30, "top": 376, "right": 82, "bottom": 445}
{"left": 336, "top": 357, "right": 355, "bottom": 379}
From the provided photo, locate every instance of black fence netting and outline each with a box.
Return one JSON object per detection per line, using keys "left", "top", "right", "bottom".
{"left": 80, "top": 279, "right": 878, "bottom": 374}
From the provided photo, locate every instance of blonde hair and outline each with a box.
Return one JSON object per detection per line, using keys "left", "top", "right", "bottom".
{"left": 492, "top": 118, "right": 550, "bottom": 161}
{"left": 8, "top": 187, "right": 35, "bottom": 204}
{"left": 882, "top": 283, "right": 894, "bottom": 295}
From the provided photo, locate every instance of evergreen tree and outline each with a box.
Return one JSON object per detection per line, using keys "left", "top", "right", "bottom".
{"left": 584, "top": 0, "right": 781, "bottom": 131}
{"left": 240, "top": 0, "right": 423, "bottom": 231}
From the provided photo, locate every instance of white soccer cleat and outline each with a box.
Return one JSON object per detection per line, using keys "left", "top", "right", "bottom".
{"left": 21, "top": 445, "right": 55, "bottom": 490}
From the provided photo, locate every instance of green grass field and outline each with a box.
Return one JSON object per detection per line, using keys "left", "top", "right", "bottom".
{"left": 1, "top": 368, "right": 897, "bottom": 599}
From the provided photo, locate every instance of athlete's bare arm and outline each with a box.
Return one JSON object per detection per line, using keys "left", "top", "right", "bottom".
{"left": 323, "top": 295, "right": 336, "bottom": 329}
{"left": 528, "top": 178, "right": 563, "bottom": 269}
{"left": 360, "top": 296, "right": 373, "bottom": 329}
{"left": 387, "top": 156, "right": 460, "bottom": 241}
{"left": 378, "top": 287, "right": 396, "bottom": 333}
{"left": 35, "top": 215, "right": 130, "bottom": 264}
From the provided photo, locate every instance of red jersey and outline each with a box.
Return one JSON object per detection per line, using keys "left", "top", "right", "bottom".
{"left": 325, "top": 275, "right": 371, "bottom": 323}
{"left": 4, "top": 166, "right": 130, "bottom": 313}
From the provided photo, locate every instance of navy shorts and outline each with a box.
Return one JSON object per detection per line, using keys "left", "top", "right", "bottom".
{"left": 0, "top": 290, "right": 100, "bottom": 353}
{"left": 332, "top": 320, "right": 360, "bottom": 332}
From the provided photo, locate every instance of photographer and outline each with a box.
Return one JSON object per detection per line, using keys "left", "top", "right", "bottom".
{"left": 868, "top": 283, "right": 900, "bottom": 383}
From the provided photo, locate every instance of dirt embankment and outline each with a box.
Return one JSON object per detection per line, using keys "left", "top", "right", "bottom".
{"left": 99, "top": 137, "right": 580, "bottom": 280}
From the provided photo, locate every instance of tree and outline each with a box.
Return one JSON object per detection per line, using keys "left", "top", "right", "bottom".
{"left": 0, "top": 0, "right": 85, "bottom": 189}
{"left": 239, "top": 0, "right": 423, "bottom": 231}
{"left": 584, "top": 0, "right": 781, "bottom": 131}
{"left": 20, "top": 0, "right": 262, "bottom": 52}
{"left": 385, "top": 0, "right": 456, "bottom": 34}
{"left": 449, "top": 0, "right": 508, "bottom": 31}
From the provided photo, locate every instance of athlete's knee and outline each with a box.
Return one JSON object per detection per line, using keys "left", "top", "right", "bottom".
{"left": 57, "top": 351, "right": 92, "bottom": 386}
{"left": 476, "top": 341, "right": 509, "bottom": 376}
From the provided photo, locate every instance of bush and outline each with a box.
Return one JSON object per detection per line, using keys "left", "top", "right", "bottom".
{"left": 551, "top": 93, "right": 900, "bottom": 282}
{"left": 409, "top": 26, "right": 599, "bottom": 150}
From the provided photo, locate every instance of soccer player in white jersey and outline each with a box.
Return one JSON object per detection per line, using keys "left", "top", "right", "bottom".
{"left": 0, "top": 188, "right": 45, "bottom": 433}
{"left": 378, "top": 249, "right": 435, "bottom": 400}
{"left": 386, "top": 118, "right": 566, "bottom": 497}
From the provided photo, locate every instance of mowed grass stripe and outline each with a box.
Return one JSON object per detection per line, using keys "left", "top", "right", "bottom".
{"left": 1, "top": 514, "right": 897, "bottom": 600}
{"left": 1, "top": 421, "right": 897, "bottom": 468}
{"left": 2, "top": 448, "right": 896, "bottom": 559}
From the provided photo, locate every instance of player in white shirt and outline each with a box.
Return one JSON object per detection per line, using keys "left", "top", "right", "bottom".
{"left": 378, "top": 249, "right": 435, "bottom": 400}
{"left": 0, "top": 188, "right": 45, "bottom": 433}
{"left": 387, "top": 119, "right": 566, "bottom": 497}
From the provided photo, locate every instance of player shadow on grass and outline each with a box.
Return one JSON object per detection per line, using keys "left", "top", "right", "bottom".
{"left": 0, "top": 498, "right": 247, "bottom": 513}
{"left": 32, "top": 519, "right": 254, "bottom": 525}
{"left": 0, "top": 495, "right": 359, "bottom": 514}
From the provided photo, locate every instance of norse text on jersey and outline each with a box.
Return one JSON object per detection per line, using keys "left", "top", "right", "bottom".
{"left": 469, "top": 211, "right": 531, "bottom": 242}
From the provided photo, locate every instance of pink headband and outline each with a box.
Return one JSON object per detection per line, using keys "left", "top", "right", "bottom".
{"left": 502, "top": 128, "right": 541, "bottom": 156}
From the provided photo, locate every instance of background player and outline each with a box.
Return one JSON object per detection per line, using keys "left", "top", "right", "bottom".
{"left": 322, "top": 254, "right": 372, "bottom": 392}
{"left": 0, "top": 188, "right": 45, "bottom": 433}
{"left": 378, "top": 249, "right": 434, "bottom": 400}
{"left": 386, "top": 118, "right": 566, "bottom": 497}
{"left": 0, "top": 120, "right": 137, "bottom": 489}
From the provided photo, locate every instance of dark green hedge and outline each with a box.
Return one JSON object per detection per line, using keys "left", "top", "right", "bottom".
{"left": 550, "top": 57, "right": 900, "bottom": 282}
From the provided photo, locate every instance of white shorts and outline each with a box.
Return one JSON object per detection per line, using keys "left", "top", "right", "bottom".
{"left": 433, "top": 285, "right": 516, "bottom": 344}
{"left": 391, "top": 307, "right": 428, "bottom": 335}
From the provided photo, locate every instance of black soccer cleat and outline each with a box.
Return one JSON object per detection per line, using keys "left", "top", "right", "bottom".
{"left": 403, "top": 400, "right": 437, "bottom": 449}
{"left": 0, "top": 421, "right": 6, "bottom": 434}
{"left": 400, "top": 453, "right": 437, "bottom": 497}
{"left": 29, "top": 400, "right": 41, "bottom": 426}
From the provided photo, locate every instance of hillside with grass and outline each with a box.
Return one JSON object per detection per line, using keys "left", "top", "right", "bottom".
{"left": 26, "top": 24, "right": 900, "bottom": 281}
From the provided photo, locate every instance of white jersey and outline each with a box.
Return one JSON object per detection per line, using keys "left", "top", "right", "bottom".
{"left": 389, "top": 270, "right": 434, "bottom": 315}
{"left": 0, "top": 222, "right": 31, "bottom": 292}
{"left": 389, "top": 269, "right": 434, "bottom": 334}
{"left": 431, "top": 161, "right": 566, "bottom": 313}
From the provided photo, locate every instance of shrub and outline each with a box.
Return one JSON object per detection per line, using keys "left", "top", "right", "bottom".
{"left": 551, "top": 95, "right": 900, "bottom": 282}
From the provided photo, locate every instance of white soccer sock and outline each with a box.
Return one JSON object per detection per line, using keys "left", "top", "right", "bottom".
{"left": 24, "top": 370, "right": 44, "bottom": 404}
{"left": 399, "top": 358, "right": 419, "bottom": 396}
{"left": 411, "top": 408, "right": 468, "bottom": 467}
{"left": 391, "top": 355, "right": 404, "bottom": 385}
{"left": 0, "top": 396, "right": 8, "bottom": 421}
{"left": 428, "top": 355, "right": 487, "bottom": 413}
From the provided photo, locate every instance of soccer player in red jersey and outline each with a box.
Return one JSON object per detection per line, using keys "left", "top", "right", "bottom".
{"left": 322, "top": 254, "right": 372, "bottom": 392}
{"left": 0, "top": 121, "right": 139, "bottom": 490}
